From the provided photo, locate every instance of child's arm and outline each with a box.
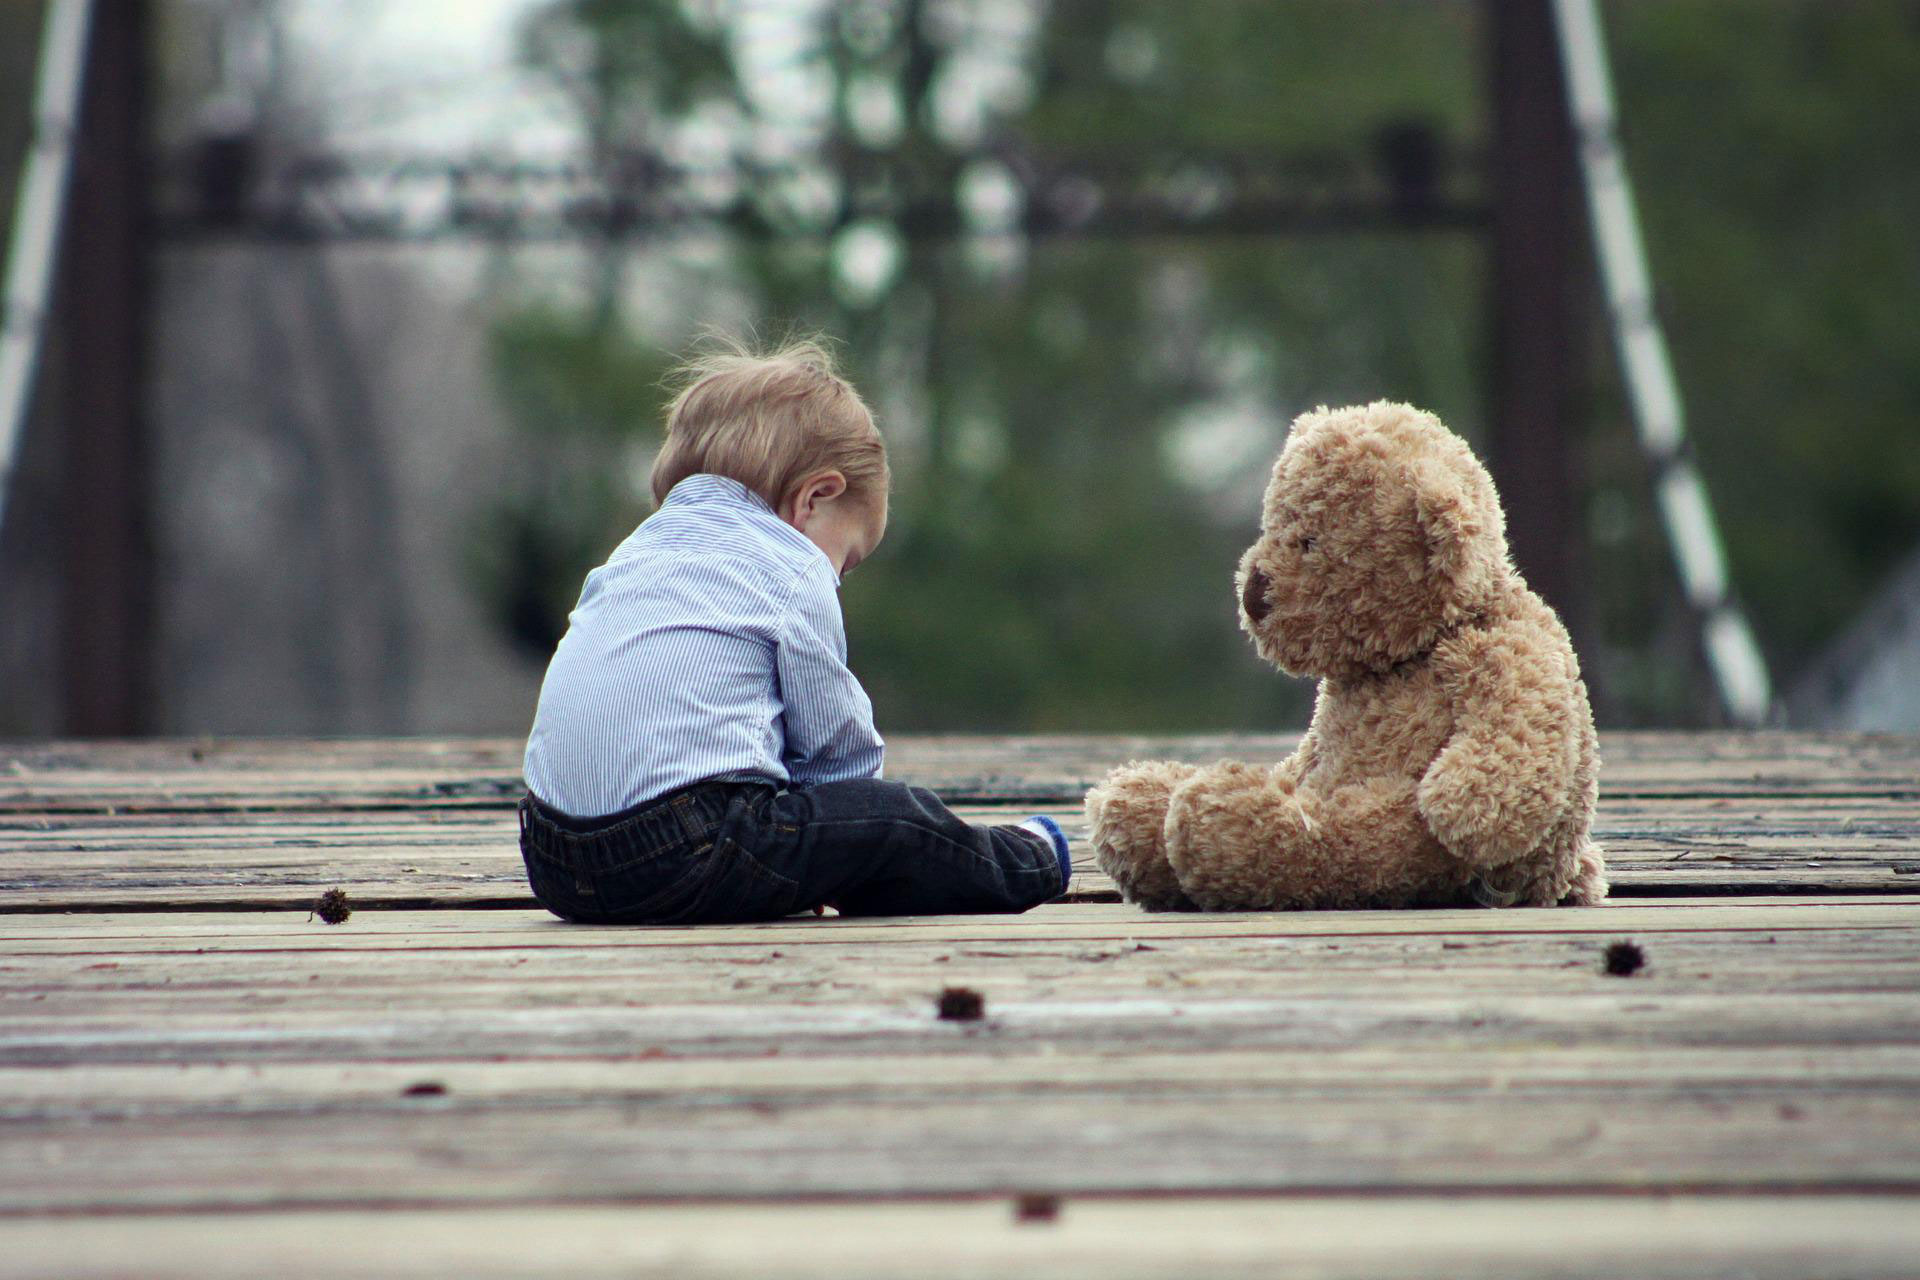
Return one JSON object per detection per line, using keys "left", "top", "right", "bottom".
{"left": 775, "top": 565, "right": 886, "bottom": 787}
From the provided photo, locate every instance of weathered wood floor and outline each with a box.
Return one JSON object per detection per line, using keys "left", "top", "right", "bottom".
{"left": 3, "top": 732, "right": 1919, "bottom": 1278}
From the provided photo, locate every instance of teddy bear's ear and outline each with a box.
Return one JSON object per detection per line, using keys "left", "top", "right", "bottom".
{"left": 1411, "top": 460, "right": 1481, "bottom": 584}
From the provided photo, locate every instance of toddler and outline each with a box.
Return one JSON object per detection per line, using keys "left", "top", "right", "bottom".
{"left": 519, "top": 337, "right": 1070, "bottom": 923}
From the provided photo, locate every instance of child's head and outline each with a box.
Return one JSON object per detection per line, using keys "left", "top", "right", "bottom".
{"left": 652, "top": 335, "right": 889, "bottom": 573}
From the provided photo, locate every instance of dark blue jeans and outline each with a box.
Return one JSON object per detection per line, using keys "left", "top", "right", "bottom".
{"left": 519, "top": 777, "right": 1065, "bottom": 924}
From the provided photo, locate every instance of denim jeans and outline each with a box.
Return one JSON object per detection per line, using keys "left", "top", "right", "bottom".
{"left": 519, "top": 777, "right": 1065, "bottom": 924}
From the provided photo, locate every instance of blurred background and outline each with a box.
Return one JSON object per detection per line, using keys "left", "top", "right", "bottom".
{"left": 1, "top": 0, "right": 1916, "bottom": 740}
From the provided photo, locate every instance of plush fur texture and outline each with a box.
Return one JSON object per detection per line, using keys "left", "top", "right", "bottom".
{"left": 1087, "top": 401, "right": 1607, "bottom": 911}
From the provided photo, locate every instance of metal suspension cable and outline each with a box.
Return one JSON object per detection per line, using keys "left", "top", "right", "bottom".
{"left": 0, "top": 0, "right": 94, "bottom": 541}
{"left": 1550, "top": 0, "right": 1773, "bottom": 726}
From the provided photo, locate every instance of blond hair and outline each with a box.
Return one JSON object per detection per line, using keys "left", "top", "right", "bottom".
{"left": 650, "top": 334, "right": 888, "bottom": 511}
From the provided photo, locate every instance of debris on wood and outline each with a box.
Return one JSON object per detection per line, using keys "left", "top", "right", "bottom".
{"left": 313, "top": 888, "right": 352, "bottom": 925}
{"left": 1014, "top": 1193, "right": 1061, "bottom": 1223}
{"left": 936, "top": 986, "right": 985, "bottom": 1021}
{"left": 402, "top": 1081, "right": 447, "bottom": 1096}
{"left": 1079, "top": 940, "right": 1159, "bottom": 962}
{"left": 1603, "top": 940, "right": 1646, "bottom": 976}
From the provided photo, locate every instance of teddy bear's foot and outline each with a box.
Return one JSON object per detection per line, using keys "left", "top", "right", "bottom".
{"left": 1162, "top": 761, "right": 1314, "bottom": 910}
{"left": 1085, "top": 760, "right": 1200, "bottom": 911}
{"left": 1560, "top": 840, "right": 1608, "bottom": 905}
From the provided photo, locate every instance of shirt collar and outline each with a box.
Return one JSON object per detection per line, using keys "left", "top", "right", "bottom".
{"left": 662, "top": 473, "right": 773, "bottom": 514}
{"left": 661, "top": 473, "right": 839, "bottom": 583}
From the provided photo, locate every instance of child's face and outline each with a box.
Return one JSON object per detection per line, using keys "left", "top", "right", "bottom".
{"left": 786, "top": 476, "right": 888, "bottom": 577}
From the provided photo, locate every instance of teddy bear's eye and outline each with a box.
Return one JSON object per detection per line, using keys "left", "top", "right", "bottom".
{"left": 1298, "top": 536, "right": 1317, "bottom": 553}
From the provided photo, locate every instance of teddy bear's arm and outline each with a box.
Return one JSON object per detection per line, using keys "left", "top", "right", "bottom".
{"left": 1417, "top": 625, "right": 1578, "bottom": 869}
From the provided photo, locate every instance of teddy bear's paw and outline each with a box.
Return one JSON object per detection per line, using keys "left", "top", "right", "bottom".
{"left": 1086, "top": 761, "right": 1199, "bottom": 911}
{"left": 1416, "top": 762, "right": 1557, "bottom": 873}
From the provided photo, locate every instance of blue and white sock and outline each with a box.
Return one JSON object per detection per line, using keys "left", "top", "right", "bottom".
{"left": 1018, "top": 815, "right": 1071, "bottom": 888}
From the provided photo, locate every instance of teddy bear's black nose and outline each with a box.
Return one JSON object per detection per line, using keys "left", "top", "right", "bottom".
{"left": 1242, "top": 567, "right": 1272, "bottom": 623}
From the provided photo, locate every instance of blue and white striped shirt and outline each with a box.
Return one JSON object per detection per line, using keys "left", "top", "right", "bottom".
{"left": 523, "top": 474, "right": 885, "bottom": 818}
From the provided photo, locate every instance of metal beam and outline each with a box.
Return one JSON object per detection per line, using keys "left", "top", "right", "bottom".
{"left": 57, "top": 0, "right": 154, "bottom": 736}
{"left": 1486, "top": 0, "right": 1586, "bottom": 637}
{"left": 149, "top": 147, "right": 1489, "bottom": 244}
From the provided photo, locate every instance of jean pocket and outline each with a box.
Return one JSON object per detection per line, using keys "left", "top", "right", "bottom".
{"left": 638, "top": 837, "right": 799, "bottom": 924}
{"left": 709, "top": 841, "right": 804, "bottom": 922}
{"left": 522, "top": 837, "right": 704, "bottom": 924}
{"left": 583, "top": 838, "right": 811, "bottom": 924}
{"left": 524, "top": 816, "right": 803, "bottom": 923}
{"left": 605, "top": 842, "right": 758, "bottom": 923}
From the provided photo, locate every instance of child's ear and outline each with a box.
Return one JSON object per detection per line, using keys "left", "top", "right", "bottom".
{"left": 787, "top": 471, "right": 848, "bottom": 527}
{"left": 811, "top": 471, "right": 848, "bottom": 504}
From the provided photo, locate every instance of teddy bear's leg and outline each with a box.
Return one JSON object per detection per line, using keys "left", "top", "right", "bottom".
{"left": 1166, "top": 771, "right": 1448, "bottom": 910}
{"left": 1085, "top": 761, "right": 1201, "bottom": 911}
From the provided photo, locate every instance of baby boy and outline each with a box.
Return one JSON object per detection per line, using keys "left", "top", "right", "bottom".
{"left": 519, "top": 337, "right": 1070, "bottom": 923}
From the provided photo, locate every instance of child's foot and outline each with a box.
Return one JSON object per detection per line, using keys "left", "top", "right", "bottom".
{"left": 1018, "top": 815, "right": 1071, "bottom": 888}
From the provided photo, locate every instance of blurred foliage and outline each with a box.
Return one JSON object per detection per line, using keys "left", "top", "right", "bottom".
{"left": 1607, "top": 1, "right": 1920, "bottom": 674}
{"left": 469, "top": 308, "right": 676, "bottom": 657}
{"left": 0, "top": 4, "right": 40, "bottom": 223}
{"left": 471, "top": 0, "right": 1920, "bottom": 730}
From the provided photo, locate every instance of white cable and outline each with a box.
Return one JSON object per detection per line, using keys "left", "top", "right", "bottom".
{"left": 1550, "top": 0, "right": 1773, "bottom": 726}
{"left": 0, "top": 0, "right": 95, "bottom": 537}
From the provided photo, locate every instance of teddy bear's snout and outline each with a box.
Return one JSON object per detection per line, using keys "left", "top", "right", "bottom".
{"left": 1241, "top": 567, "right": 1273, "bottom": 623}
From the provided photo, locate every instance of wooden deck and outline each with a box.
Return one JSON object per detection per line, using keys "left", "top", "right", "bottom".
{"left": 3, "top": 732, "right": 1918, "bottom": 1278}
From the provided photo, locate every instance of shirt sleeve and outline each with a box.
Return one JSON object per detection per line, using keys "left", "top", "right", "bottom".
{"left": 774, "top": 562, "right": 886, "bottom": 787}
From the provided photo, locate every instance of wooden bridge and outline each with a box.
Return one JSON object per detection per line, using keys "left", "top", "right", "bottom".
{"left": 4, "top": 733, "right": 1919, "bottom": 1277}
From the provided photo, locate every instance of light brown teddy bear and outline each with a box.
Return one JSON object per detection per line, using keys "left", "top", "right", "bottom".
{"left": 1087, "top": 401, "right": 1606, "bottom": 911}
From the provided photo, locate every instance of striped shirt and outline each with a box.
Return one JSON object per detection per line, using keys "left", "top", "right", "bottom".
{"left": 523, "top": 474, "right": 885, "bottom": 818}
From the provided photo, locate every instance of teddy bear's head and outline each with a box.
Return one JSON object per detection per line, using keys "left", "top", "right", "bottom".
{"left": 1236, "top": 401, "right": 1510, "bottom": 678}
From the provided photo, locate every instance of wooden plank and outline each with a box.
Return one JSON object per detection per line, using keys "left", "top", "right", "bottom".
{"left": 3, "top": 732, "right": 1916, "bottom": 813}
{"left": 5, "top": 1073, "right": 1920, "bottom": 1209}
{"left": 5, "top": 902, "right": 1920, "bottom": 999}
{"left": 5, "top": 1197, "right": 1919, "bottom": 1280}
{"left": 9, "top": 931, "right": 1920, "bottom": 1047}
{"left": 6, "top": 791, "right": 1920, "bottom": 912}
{"left": 3, "top": 899, "right": 1916, "bottom": 951}
{"left": 8, "top": 1044, "right": 1920, "bottom": 1109}
{"left": 9, "top": 978, "right": 1920, "bottom": 1066}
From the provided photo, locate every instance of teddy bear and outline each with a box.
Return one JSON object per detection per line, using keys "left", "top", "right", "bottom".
{"left": 1086, "top": 401, "right": 1606, "bottom": 911}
